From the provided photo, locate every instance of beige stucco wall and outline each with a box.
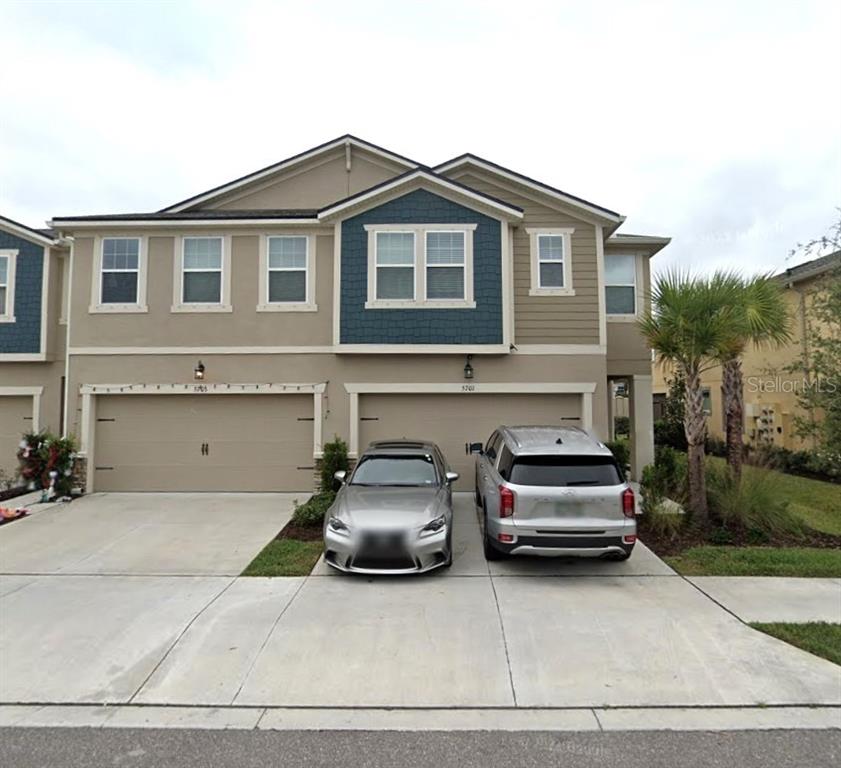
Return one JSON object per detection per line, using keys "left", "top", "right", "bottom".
{"left": 66, "top": 352, "right": 610, "bottom": 459}
{"left": 445, "top": 170, "right": 600, "bottom": 345}
{"left": 208, "top": 147, "right": 407, "bottom": 211}
{"left": 69, "top": 231, "right": 334, "bottom": 348}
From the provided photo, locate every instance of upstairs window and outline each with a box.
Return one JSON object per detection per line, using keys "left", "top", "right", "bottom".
{"left": 268, "top": 236, "right": 307, "bottom": 303}
{"left": 0, "top": 250, "right": 16, "bottom": 322}
{"left": 182, "top": 237, "right": 223, "bottom": 304}
{"left": 375, "top": 231, "right": 415, "bottom": 300}
{"left": 101, "top": 238, "right": 140, "bottom": 304}
{"left": 365, "top": 224, "right": 476, "bottom": 309}
{"left": 527, "top": 228, "right": 574, "bottom": 296}
{"left": 537, "top": 235, "right": 565, "bottom": 288}
{"left": 426, "top": 231, "right": 465, "bottom": 300}
{"left": 605, "top": 253, "right": 637, "bottom": 316}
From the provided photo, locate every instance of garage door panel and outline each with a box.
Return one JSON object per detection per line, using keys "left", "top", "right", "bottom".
{"left": 359, "top": 393, "right": 582, "bottom": 490}
{"left": 1, "top": 396, "right": 32, "bottom": 480}
{"left": 95, "top": 394, "right": 313, "bottom": 492}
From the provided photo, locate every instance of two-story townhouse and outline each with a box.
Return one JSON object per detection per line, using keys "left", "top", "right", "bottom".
{"left": 0, "top": 216, "right": 68, "bottom": 481}
{"left": 47, "top": 136, "right": 669, "bottom": 493}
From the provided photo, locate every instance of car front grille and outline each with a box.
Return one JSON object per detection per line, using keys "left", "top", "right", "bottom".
{"left": 353, "top": 531, "right": 415, "bottom": 570}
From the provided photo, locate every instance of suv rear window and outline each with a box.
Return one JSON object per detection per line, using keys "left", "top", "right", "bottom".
{"left": 509, "top": 455, "right": 622, "bottom": 487}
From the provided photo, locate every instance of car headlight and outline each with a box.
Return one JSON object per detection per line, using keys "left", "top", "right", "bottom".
{"left": 328, "top": 516, "right": 350, "bottom": 533}
{"left": 420, "top": 515, "right": 446, "bottom": 535}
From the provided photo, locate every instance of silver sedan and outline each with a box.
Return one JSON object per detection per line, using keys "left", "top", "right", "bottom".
{"left": 323, "top": 440, "right": 458, "bottom": 575}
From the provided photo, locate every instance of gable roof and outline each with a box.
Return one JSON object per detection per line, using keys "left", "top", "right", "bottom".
{"left": 160, "top": 135, "right": 420, "bottom": 213}
{"left": 434, "top": 153, "right": 624, "bottom": 223}
{"left": 318, "top": 167, "right": 524, "bottom": 222}
{"left": 0, "top": 214, "right": 57, "bottom": 247}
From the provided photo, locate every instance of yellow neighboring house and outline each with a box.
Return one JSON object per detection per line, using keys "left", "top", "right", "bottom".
{"left": 652, "top": 251, "right": 840, "bottom": 451}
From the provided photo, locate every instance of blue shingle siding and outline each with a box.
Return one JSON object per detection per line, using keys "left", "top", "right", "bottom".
{"left": 339, "top": 189, "right": 503, "bottom": 344}
{"left": 0, "top": 231, "right": 43, "bottom": 354}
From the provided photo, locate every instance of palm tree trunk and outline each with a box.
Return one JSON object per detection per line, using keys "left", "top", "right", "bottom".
{"left": 683, "top": 364, "right": 709, "bottom": 522}
{"left": 722, "top": 358, "right": 744, "bottom": 481}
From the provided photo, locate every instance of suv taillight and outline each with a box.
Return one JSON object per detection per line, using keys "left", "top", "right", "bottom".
{"left": 499, "top": 485, "right": 515, "bottom": 518}
{"left": 621, "top": 487, "right": 635, "bottom": 518}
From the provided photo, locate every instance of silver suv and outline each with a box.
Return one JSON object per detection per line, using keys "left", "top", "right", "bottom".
{"left": 470, "top": 426, "right": 636, "bottom": 561}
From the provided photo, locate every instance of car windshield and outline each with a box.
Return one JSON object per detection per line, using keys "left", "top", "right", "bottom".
{"left": 509, "top": 455, "right": 622, "bottom": 487}
{"left": 350, "top": 455, "right": 438, "bottom": 487}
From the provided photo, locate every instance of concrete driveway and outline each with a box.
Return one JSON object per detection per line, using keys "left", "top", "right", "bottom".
{"left": 0, "top": 492, "right": 296, "bottom": 576}
{"left": 1, "top": 493, "right": 839, "bottom": 715}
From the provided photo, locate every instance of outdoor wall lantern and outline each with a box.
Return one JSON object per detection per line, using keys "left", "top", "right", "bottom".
{"left": 463, "top": 355, "right": 474, "bottom": 380}
{"left": 194, "top": 360, "right": 206, "bottom": 381}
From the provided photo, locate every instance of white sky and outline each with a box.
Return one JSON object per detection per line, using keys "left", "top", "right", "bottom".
{"left": 1, "top": 0, "right": 839, "bottom": 276}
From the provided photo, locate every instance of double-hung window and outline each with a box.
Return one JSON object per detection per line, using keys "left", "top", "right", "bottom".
{"left": 375, "top": 231, "right": 415, "bottom": 301}
{"left": 365, "top": 224, "right": 475, "bottom": 308}
{"left": 182, "top": 237, "right": 223, "bottom": 305}
{"left": 527, "top": 228, "right": 574, "bottom": 296}
{"left": 605, "top": 253, "right": 638, "bottom": 317}
{"left": 101, "top": 238, "right": 140, "bottom": 304}
{"left": 91, "top": 237, "right": 146, "bottom": 313}
{"left": 425, "top": 231, "right": 465, "bottom": 300}
{"left": 0, "top": 250, "right": 16, "bottom": 322}
{"left": 268, "top": 236, "right": 307, "bottom": 303}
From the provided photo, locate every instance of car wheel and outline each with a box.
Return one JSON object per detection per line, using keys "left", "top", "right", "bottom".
{"left": 482, "top": 511, "right": 504, "bottom": 561}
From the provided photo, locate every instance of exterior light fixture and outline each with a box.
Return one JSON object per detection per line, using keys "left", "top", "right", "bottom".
{"left": 194, "top": 360, "right": 205, "bottom": 381}
{"left": 463, "top": 355, "right": 474, "bottom": 380}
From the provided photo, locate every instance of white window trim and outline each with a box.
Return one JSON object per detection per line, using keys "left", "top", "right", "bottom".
{"left": 172, "top": 235, "right": 232, "bottom": 313}
{"left": 527, "top": 228, "right": 575, "bottom": 296}
{"left": 0, "top": 249, "right": 17, "bottom": 323}
{"left": 605, "top": 252, "right": 645, "bottom": 322}
{"left": 257, "top": 234, "right": 318, "bottom": 312}
{"left": 90, "top": 236, "right": 148, "bottom": 314}
{"left": 363, "top": 223, "right": 476, "bottom": 309}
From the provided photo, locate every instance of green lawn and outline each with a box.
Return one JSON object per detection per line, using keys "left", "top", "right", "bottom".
{"left": 751, "top": 622, "right": 841, "bottom": 666}
{"left": 242, "top": 538, "right": 323, "bottom": 577}
{"left": 666, "top": 546, "right": 841, "bottom": 577}
{"left": 708, "top": 457, "right": 841, "bottom": 535}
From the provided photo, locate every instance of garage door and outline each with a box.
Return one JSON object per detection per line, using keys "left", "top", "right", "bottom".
{"left": 0, "top": 396, "right": 32, "bottom": 482}
{"left": 359, "top": 393, "right": 582, "bottom": 489}
{"left": 94, "top": 394, "right": 314, "bottom": 492}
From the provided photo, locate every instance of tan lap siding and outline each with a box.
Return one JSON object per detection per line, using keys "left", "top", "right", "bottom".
{"left": 453, "top": 173, "right": 600, "bottom": 345}
{"left": 93, "top": 394, "right": 313, "bottom": 492}
{"left": 358, "top": 393, "right": 582, "bottom": 489}
{"left": 0, "top": 397, "right": 31, "bottom": 481}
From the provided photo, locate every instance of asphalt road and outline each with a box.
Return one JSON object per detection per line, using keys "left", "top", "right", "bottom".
{"left": 3, "top": 728, "right": 840, "bottom": 768}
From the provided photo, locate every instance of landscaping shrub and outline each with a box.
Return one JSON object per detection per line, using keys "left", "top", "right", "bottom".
{"left": 704, "top": 436, "right": 728, "bottom": 459}
{"left": 604, "top": 440, "right": 630, "bottom": 479}
{"left": 749, "top": 443, "right": 839, "bottom": 484}
{"left": 16, "top": 432, "right": 77, "bottom": 497}
{"left": 613, "top": 416, "right": 630, "bottom": 437}
{"left": 291, "top": 491, "right": 336, "bottom": 528}
{"left": 320, "top": 436, "right": 350, "bottom": 493}
{"left": 705, "top": 459, "right": 805, "bottom": 536}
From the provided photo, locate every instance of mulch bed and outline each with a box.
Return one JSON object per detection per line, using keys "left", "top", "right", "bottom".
{"left": 640, "top": 517, "right": 841, "bottom": 557}
{"left": 275, "top": 520, "right": 324, "bottom": 542}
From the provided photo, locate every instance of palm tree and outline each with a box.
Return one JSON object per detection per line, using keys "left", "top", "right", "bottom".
{"left": 639, "top": 271, "right": 741, "bottom": 522}
{"left": 717, "top": 275, "right": 791, "bottom": 481}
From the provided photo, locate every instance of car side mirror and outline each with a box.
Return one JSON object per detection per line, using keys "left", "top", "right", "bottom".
{"left": 333, "top": 471, "right": 347, "bottom": 484}
{"left": 466, "top": 442, "right": 483, "bottom": 455}
{"left": 445, "top": 471, "right": 460, "bottom": 484}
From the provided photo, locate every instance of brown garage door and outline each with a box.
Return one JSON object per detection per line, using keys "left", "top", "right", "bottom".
{"left": 0, "top": 396, "right": 32, "bottom": 482}
{"left": 94, "top": 394, "right": 314, "bottom": 492}
{"left": 359, "top": 393, "right": 581, "bottom": 489}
